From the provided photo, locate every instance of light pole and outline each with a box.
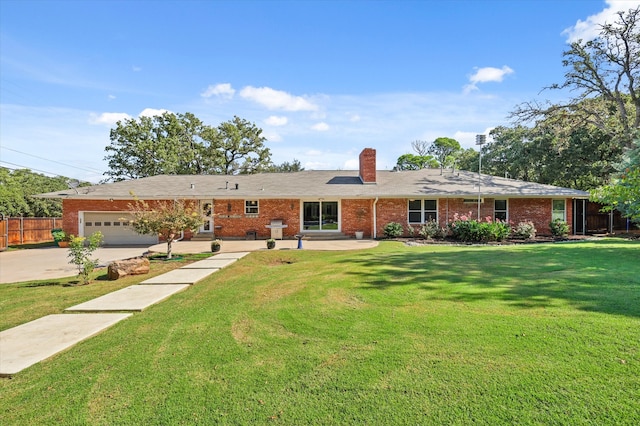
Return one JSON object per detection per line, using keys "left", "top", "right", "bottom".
{"left": 475, "top": 134, "right": 486, "bottom": 220}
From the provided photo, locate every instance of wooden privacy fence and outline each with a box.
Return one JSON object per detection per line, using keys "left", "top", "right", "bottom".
{"left": 0, "top": 217, "right": 62, "bottom": 250}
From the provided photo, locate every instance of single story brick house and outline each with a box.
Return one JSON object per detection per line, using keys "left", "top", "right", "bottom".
{"left": 38, "top": 148, "right": 590, "bottom": 245}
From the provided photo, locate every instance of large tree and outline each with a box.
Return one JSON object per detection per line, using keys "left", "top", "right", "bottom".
{"left": 103, "top": 113, "right": 272, "bottom": 181}
{"left": 511, "top": 7, "right": 640, "bottom": 149}
{"left": 454, "top": 148, "right": 479, "bottom": 173}
{"left": 206, "top": 116, "right": 272, "bottom": 175}
{"left": 394, "top": 153, "right": 438, "bottom": 170}
{"left": 104, "top": 112, "right": 208, "bottom": 181}
{"left": 267, "top": 159, "right": 305, "bottom": 173}
{"left": 509, "top": 7, "right": 639, "bottom": 205}
{"left": 591, "top": 165, "right": 640, "bottom": 223}
{"left": 478, "top": 123, "right": 623, "bottom": 190}
{"left": 0, "top": 167, "right": 71, "bottom": 217}
{"left": 427, "top": 137, "right": 462, "bottom": 172}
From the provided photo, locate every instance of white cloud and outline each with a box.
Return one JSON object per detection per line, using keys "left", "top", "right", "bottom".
{"left": 562, "top": 0, "right": 640, "bottom": 43}
{"left": 311, "top": 122, "right": 330, "bottom": 131}
{"left": 306, "top": 149, "right": 323, "bottom": 156}
{"left": 139, "top": 108, "right": 171, "bottom": 117}
{"left": 349, "top": 113, "right": 361, "bottom": 122}
{"left": 201, "top": 83, "right": 235, "bottom": 99}
{"left": 132, "top": 66, "right": 142, "bottom": 72}
{"left": 239, "top": 86, "right": 318, "bottom": 111}
{"left": 469, "top": 66, "right": 514, "bottom": 84}
{"left": 88, "top": 112, "right": 131, "bottom": 125}
{"left": 108, "top": 94, "right": 116, "bottom": 100}
{"left": 264, "top": 115, "right": 288, "bottom": 126}
{"left": 464, "top": 66, "right": 514, "bottom": 94}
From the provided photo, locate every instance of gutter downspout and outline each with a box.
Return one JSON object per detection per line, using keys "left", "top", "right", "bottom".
{"left": 372, "top": 197, "right": 379, "bottom": 239}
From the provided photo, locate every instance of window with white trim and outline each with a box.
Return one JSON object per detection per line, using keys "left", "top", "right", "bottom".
{"left": 494, "top": 199, "right": 508, "bottom": 221}
{"left": 552, "top": 199, "right": 566, "bottom": 221}
{"left": 245, "top": 200, "right": 259, "bottom": 215}
{"left": 408, "top": 199, "right": 437, "bottom": 224}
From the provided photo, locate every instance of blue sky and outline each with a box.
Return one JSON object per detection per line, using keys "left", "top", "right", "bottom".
{"left": 1, "top": 0, "right": 638, "bottom": 183}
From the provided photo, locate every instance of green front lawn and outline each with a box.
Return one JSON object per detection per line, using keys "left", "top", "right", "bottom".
{"left": 1, "top": 240, "right": 639, "bottom": 424}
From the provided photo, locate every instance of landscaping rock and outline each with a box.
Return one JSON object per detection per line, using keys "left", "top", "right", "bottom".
{"left": 107, "top": 257, "right": 150, "bottom": 280}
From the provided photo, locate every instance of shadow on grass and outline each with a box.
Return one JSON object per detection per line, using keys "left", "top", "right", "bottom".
{"left": 7, "top": 242, "right": 57, "bottom": 250}
{"left": 22, "top": 280, "right": 82, "bottom": 288}
{"left": 341, "top": 240, "right": 640, "bottom": 318}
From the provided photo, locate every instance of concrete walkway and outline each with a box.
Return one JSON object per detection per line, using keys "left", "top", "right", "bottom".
{"left": 0, "top": 251, "right": 249, "bottom": 377}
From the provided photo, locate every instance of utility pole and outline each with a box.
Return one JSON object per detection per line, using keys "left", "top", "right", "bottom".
{"left": 475, "top": 134, "right": 486, "bottom": 220}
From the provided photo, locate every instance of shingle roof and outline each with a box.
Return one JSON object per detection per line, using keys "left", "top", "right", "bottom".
{"left": 37, "top": 169, "right": 589, "bottom": 200}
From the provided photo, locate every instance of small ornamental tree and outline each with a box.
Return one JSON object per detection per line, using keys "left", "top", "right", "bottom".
{"left": 128, "top": 199, "right": 204, "bottom": 259}
{"left": 67, "top": 231, "right": 103, "bottom": 285}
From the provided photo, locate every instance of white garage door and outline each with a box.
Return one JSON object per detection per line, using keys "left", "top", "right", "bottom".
{"left": 83, "top": 213, "right": 158, "bottom": 245}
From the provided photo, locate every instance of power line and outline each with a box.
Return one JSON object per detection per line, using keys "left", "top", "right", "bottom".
{"left": 0, "top": 160, "right": 91, "bottom": 182}
{"left": 0, "top": 146, "right": 104, "bottom": 174}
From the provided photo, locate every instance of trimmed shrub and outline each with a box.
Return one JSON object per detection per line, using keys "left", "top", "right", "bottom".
{"left": 487, "top": 220, "right": 511, "bottom": 242}
{"left": 513, "top": 221, "right": 537, "bottom": 239}
{"left": 419, "top": 219, "right": 447, "bottom": 240}
{"left": 383, "top": 222, "right": 404, "bottom": 238}
{"left": 550, "top": 219, "right": 570, "bottom": 238}
{"left": 448, "top": 214, "right": 510, "bottom": 242}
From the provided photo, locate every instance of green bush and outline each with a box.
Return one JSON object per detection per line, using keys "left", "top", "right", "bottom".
{"left": 449, "top": 214, "right": 510, "bottom": 242}
{"left": 487, "top": 220, "right": 511, "bottom": 241}
{"left": 448, "top": 214, "right": 482, "bottom": 242}
{"left": 51, "top": 228, "right": 66, "bottom": 243}
{"left": 549, "top": 219, "right": 570, "bottom": 238}
{"left": 419, "top": 219, "right": 447, "bottom": 239}
{"left": 382, "top": 222, "right": 403, "bottom": 238}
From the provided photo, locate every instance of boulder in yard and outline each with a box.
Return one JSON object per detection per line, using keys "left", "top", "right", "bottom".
{"left": 107, "top": 257, "right": 150, "bottom": 280}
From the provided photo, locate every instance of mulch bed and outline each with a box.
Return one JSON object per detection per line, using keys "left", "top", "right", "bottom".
{"left": 399, "top": 234, "right": 617, "bottom": 247}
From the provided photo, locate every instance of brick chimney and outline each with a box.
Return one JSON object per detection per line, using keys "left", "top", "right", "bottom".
{"left": 359, "top": 148, "right": 377, "bottom": 184}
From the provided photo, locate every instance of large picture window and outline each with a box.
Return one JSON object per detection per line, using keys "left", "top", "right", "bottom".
{"left": 552, "top": 199, "right": 566, "bottom": 221}
{"left": 408, "top": 199, "right": 437, "bottom": 224}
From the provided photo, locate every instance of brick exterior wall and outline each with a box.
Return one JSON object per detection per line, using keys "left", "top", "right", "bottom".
{"left": 63, "top": 196, "right": 575, "bottom": 241}
{"left": 213, "top": 199, "right": 301, "bottom": 239}
{"left": 359, "top": 148, "right": 377, "bottom": 183}
{"left": 375, "top": 198, "right": 407, "bottom": 236}
{"left": 509, "top": 198, "right": 573, "bottom": 235}
{"left": 341, "top": 199, "right": 373, "bottom": 237}
{"left": 373, "top": 197, "right": 574, "bottom": 237}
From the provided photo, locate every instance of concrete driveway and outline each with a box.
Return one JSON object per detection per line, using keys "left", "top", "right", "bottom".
{"left": 0, "top": 246, "right": 150, "bottom": 284}
{"left": 0, "top": 239, "right": 379, "bottom": 284}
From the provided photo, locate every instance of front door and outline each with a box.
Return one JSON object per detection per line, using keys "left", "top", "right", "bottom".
{"left": 302, "top": 201, "right": 339, "bottom": 231}
{"left": 199, "top": 201, "right": 213, "bottom": 233}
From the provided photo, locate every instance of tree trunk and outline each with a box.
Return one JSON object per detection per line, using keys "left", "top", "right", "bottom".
{"left": 166, "top": 237, "right": 173, "bottom": 259}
